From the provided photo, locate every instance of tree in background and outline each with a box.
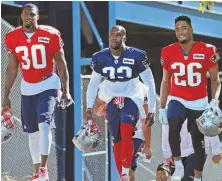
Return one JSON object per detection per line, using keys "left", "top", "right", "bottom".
{"left": 198, "top": 1, "right": 215, "bottom": 13}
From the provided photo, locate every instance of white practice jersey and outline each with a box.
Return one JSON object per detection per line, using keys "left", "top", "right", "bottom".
{"left": 168, "top": 95, "right": 208, "bottom": 111}
{"left": 98, "top": 78, "right": 148, "bottom": 118}
{"left": 133, "top": 118, "right": 144, "bottom": 140}
{"left": 98, "top": 80, "right": 148, "bottom": 140}
{"left": 21, "top": 73, "right": 61, "bottom": 96}
{"left": 204, "top": 136, "right": 222, "bottom": 155}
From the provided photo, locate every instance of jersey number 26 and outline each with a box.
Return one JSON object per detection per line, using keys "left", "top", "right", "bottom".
{"left": 171, "top": 62, "right": 202, "bottom": 87}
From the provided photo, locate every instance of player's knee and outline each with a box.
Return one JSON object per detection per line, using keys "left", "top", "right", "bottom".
{"left": 29, "top": 131, "right": 40, "bottom": 140}
{"left": 168, "top": 117, "right": 183, "bottom": 132}
{"left": 191, "top": 131, "right": 204, "bottom": 147}
{"left": 38, "top": 122, "right": 52, "bottom": 155}
{"left": 114, "top": 141, "right": 122, "bottom": 152}
{"left": 38, "top": 122, "right": 50, "bottom": 134}
{"left": 168, "top": 117, "right": 182, "bottom": 142}
{"left": 120, "top": 123, "right": 134, "bottom": 139}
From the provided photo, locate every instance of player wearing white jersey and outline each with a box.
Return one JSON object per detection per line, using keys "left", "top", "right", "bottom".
{"left": 162, "top": 119, "right": 222, "bottom": 180}
{"left": 205, "top": 136, "right": 222, "bottom": 164}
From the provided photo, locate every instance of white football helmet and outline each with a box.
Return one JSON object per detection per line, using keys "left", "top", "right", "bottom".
{"left": 1, "top": 123, "right": 14, "bottom": 143}
{"left": 73, "top": 119, "right": 101, "bottom": 152}
{"left": 196, "top": 108, "right": 222, "bottom": 137}
{"left": 1, "top": 108, "right": 15, "bottom": 144}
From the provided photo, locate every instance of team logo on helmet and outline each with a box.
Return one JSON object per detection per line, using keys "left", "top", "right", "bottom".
{"left": 1, "top": 108, "right": 15, "bottom": 144}
{"left": 73, "top": 118, "right": 101, "bottom": 152}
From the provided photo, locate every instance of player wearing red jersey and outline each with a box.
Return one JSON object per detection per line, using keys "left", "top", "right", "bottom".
{"left": 2, "top": 3, "right": 73, "bottom": 181}
{"left": 159, "top": 16, "right": 221, "bottom": 181}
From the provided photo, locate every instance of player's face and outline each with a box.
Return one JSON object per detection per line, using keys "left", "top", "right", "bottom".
{"left": 109, "top": 27, "right": 126, "bottom": 50}
{"left": 175, "top": 20, "right": 193, "bottom": 44}
{"left": 155, "top": 170, "right": 170, "bottom": 181}
{"left": 21, "top": 7, "right": 39, "bottom": 29}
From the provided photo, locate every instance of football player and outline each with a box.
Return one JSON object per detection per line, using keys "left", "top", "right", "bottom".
{"left": 163, "top": 118, "right": 222, "bottom": 180}
{"left": 2, "top": 3, "right": 73, "bottom": 181}
{"left": 84, "top": 25, "right": 156, "bottom": 180}
{"left": 159, "top": 15, "right": 221, "bottom": 181}
{"left": 94, "top": 80, "right": 151, "bottom": 181}
{"left": 155, "top": 163, "right": 171, "bottom": 181}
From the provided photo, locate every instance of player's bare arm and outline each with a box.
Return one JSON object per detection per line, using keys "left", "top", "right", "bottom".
{"left": 54, "top": 48, "right": 73, "bottom": 107}
{"left": 94, "top": 97, "right": 106, "bottom": 117}
{"left": 160, "top": 69, "right": 172, "bottom": 108}
{"left": 142, "top": 103, "right": 152, "bottom": 159}
{"left": 2, "top": 53, "right": 19, "bottom": 109}
{"left": 209, "top": 64, "right": 221, "bottom": 100}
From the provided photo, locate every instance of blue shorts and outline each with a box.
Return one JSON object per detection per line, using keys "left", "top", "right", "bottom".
{"left": 21, "top": 89, "right": 58, "bottom": 133}
{"left": 106, "top": 98, "right": 139, "bottom": 143}
{"left": 167, "top": 100, "right": 204, "bottom": 132}
{"left": 131, "top": 138, "right": 144, "bottom": 171}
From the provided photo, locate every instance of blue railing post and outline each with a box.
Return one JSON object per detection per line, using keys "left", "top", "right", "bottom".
{"left": 73, "top": 1, "right": 82, "bottom": 181}
{"left": 80, "top": 2, "right": 104, "bottom": 49}
{"left": 108, "top": 2, "right": 118, "bottom": 181}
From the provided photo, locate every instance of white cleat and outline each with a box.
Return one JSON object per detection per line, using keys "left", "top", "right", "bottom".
{"left": 30, "top": 174, "right": 38, "bottom": 181}
{"left": 38, "top": 167, "right": 49, "bottom": 181}
{"left": 120, "top": 174, "right": 130, "bottom": 181}
{"left": 171, "top": 165, "right": 184, "bottom": 181}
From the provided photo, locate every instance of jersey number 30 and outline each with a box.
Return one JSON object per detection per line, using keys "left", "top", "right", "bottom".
{"left": 171, "top": 62, "right": 202, "bottom": 87}
{"left": 15, "top": 45, "right": 46, "bottom": 70}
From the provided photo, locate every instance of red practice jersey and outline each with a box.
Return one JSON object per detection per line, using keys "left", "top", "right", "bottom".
{"left": 161, "top": 42, "right": 219, "bottom": 101}
{"left": 5, "top": 25, "right": 63, "bottom": 83}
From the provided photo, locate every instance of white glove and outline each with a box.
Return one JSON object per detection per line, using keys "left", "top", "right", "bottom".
{"left": 159, "top": 109, "right": 168, "bottom": 125}
{"left": 210, "top": 99, "right": 222, "bottom": 117}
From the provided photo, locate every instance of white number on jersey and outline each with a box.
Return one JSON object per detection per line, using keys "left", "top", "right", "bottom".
{"left": 15, "top": 45, "right": 46, "bottom": 70}
{"left": 102, "top": 66, "right": 132, "bottom": 79}
{"left": 171, "top": 62, "right": 202, "bottom": 87}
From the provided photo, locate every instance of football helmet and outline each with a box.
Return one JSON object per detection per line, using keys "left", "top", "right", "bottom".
{"left": 1, "top": 108, "right": 15, "bottom": 144}
{"left": 196, "top": 108, "right": 222, "bottom": 137}
{"left": 73, "top": 118, "right": 101, "bottom": 152}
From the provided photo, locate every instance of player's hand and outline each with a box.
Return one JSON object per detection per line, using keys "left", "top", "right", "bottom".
{"left": 142, "top": 146, "right": 152, "bottom": 159}
{"left": 210, "top": 99, "right": 222, "bottom": 117}
{"left": 165, "top": 157, "right": 175, "bottom": 167}
{"left": 2, "top": 97, "right": 11, "bottom": 110}
{"left": 84, "top": 108, "right": 93, "bottom": 120}
{"left": 212, "top": 153, "right": 222, "bottom": 164}
{"left": 145, "top": 113, "right": 154, "bottom": 127}
{"left": 95, "top": 105, "right": 106, "bottom": 117}
{"left": 159, "top": 109, "right": 168, "bottom": 125}
{"left": 60, "top": 92, "right": 74, "bottom": 109}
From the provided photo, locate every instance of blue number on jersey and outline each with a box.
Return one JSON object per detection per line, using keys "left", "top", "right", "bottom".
{"left": 90, "top": 47, "right": 149, "bottom": 81}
